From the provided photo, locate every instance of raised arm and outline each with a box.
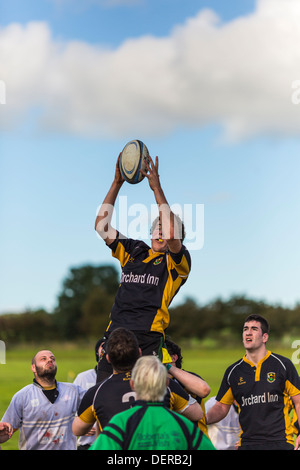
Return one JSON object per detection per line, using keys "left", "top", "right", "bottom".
{"left": 142, "top": 156, "right": 182, "bottom": 254}
{"left": 95, "top": 154, "right": 124, "bottom": 245}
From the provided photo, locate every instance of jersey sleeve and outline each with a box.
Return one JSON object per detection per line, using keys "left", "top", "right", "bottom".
{"left": 284, "top": 358, "right": 300, "bottom": 397}
{"left": 108, "top": 233, "right": 141, "bottom": 267}
{"left": 1, "top": 389, "right": 25, "bottom": 431}
{"left": 167, "top": 379, "right": 191, "bottom": 413}
{"left": 168, "top": 245, "right": 191, "bottom": 279}
{"left": 215, "top": 367, "right": 235, "bottom": 406}
{"left": 76, "top": 386, "right": 97, "bottom": 425}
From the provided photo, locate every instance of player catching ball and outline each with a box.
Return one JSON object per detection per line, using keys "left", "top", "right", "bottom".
{"left": 94, "top": 153, "right": 191, "bottom": 381}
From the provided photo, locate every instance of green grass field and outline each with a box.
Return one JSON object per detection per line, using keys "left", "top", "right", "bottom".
{"left": 0, "top": 343, "right": 295, "bottom": 450}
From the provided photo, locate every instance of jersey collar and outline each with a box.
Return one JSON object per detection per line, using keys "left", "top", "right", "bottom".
{"left": 243, "top": 350, "right": 272, "bottom": 382}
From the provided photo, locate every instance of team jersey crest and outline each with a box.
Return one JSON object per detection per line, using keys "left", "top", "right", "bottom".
{"left": 267, "top": 372, "right": 276, "bottom": 383}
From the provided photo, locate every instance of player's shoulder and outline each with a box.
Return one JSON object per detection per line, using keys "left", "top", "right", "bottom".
{"left": 10, "top": 383, "right": 36, "bottom": 404}
{"left": 15, "top": 383, "right": 35, "bottom": 395}
{"left": 115, "top": 233, "right": 150, "bottom": 251}
{"left": 74, "top": 368, "right": 95, "bottom": 381}
{"left": 224, "top": 357, "right": 245, "bottom": 378}
{"left": 268, "top": 352, "right": 296, "bottom": 370}
{"left": 73, "top": 368, "right": 96, "bottom": 388}
{"left": 227, "top": 357, "right": 245, "bottom": 370}
{"left": 57, "top": 381, "right": 86, "bottom": 396}
{"left": 91, "top": 374, "right": 123, "bottom": 398}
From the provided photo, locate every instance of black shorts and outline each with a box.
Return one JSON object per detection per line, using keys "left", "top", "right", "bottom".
{"left": 96, "top": 331, "right": 165, "bottom": 383}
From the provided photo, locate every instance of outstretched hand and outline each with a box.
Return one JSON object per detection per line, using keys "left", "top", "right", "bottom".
{"left": 141, "top": 155, "right": 161, "bottom": 192}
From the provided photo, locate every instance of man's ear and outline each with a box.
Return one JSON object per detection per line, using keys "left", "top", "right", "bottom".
{"left": 262, "top": 333, "right": 269, "bottom": 344}
{"left": 31, "top": 363, "right": 36, "bottom": 374}
{"left": 171, "top": 354, "right": 178, "bottom": 364}
{"left": 130, "top": 379, "right": 135, "bottom": 391}
{"left": 106, "top": 353, "right": 111, "bottom": 364}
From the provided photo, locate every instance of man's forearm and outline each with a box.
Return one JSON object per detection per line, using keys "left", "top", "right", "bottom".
{"left": 95, "top": 180, "right": 123, "bottom": 240}
{"left": 168, "top": 365, "right": 210, "bottom": 398}
{"left": 206, "top": 401, "right": 230, "bottom": 425}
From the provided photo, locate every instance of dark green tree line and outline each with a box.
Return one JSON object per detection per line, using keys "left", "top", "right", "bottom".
{"left": 1, "top": 263, "right": 299, "bottom": 345}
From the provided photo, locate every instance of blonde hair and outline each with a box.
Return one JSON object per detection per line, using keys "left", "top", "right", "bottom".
{"left": 131, "top": 356, "right": 167, "bottom": 402}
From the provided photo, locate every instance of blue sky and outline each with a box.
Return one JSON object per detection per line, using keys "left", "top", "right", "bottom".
{"left": 1, "top": 0, "right": 300, "bottom": 314}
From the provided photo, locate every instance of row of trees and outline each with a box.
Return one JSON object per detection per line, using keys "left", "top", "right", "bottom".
{"left": 1, "top": 264, "right": 300, "bottom": 345}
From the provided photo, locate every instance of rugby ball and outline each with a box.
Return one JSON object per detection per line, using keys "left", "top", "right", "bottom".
{"left": 119, "top": 140, "right": 150, "bottom": 184}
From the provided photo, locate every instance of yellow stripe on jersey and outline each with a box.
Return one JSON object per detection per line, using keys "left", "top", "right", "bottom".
{"left": 169, "top": 390, "right": 189, "bottom": 413}
{"left": 112, "top": 242, "right": 131, "bottom": 267}
{"left": 283, "top": 394, "right": 295, "bottom": 445}
{"left": 219, "top": 387, "right": 235, "bottom": 406}
{"left": 285, "top": 379, "right": 300, "bottom": 397}
{"left": 78, "top": 405, "right": 96, "bottom": 425}
{"left": 150, "top": 255, "right": 189, "bottom": 334}
{"left": 169, "top": 252, "right": 190, "bottom": 278}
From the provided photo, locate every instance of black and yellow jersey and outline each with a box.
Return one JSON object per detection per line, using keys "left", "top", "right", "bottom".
{"left": 216, "top": 351, "right": 300, "bottom": 447}
{"left": 77, "top": 372, "right": 191, "bottom": 432}
{"left": 77, "top": 372, "right": 134, "bottom": 432}
{"left": 106, "top": 233, "right": 191, "bottom": 335}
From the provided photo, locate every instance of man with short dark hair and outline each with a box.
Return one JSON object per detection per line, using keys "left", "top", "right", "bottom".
{"left": 73, "top": 328, "right": 140, "bottom": 436}
{"left": 73, "top": 328, "right": 202, "bottom": 438}
{"left": 206, "top": 315, "right": 300, "bottom": 450}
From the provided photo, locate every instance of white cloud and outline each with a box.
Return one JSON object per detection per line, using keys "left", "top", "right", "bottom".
{"left": 1, "top": 0, "right": 300, "bottom": 140}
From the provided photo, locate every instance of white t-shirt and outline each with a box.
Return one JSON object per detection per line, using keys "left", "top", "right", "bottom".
{"left": 73, "top": 368, "right": 97, "bottom": 447}
{"left": 205, "top": 396, "right": 240, "bottom": 450}
{"left": 2, "top": 381, "right": 85, "bottom": 450}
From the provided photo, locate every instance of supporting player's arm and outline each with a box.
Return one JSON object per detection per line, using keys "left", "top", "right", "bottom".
{"left": 72, "top": 416, "right": 95, "bottom": 437}
{"left": 181, "top": 400, "right": 203, "bottom": 422}
{"left": 167, "top": 365, "right": 210, "bottom": 398}
{"left": 95, "top": 154, "right": 124, "bottom": 245}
